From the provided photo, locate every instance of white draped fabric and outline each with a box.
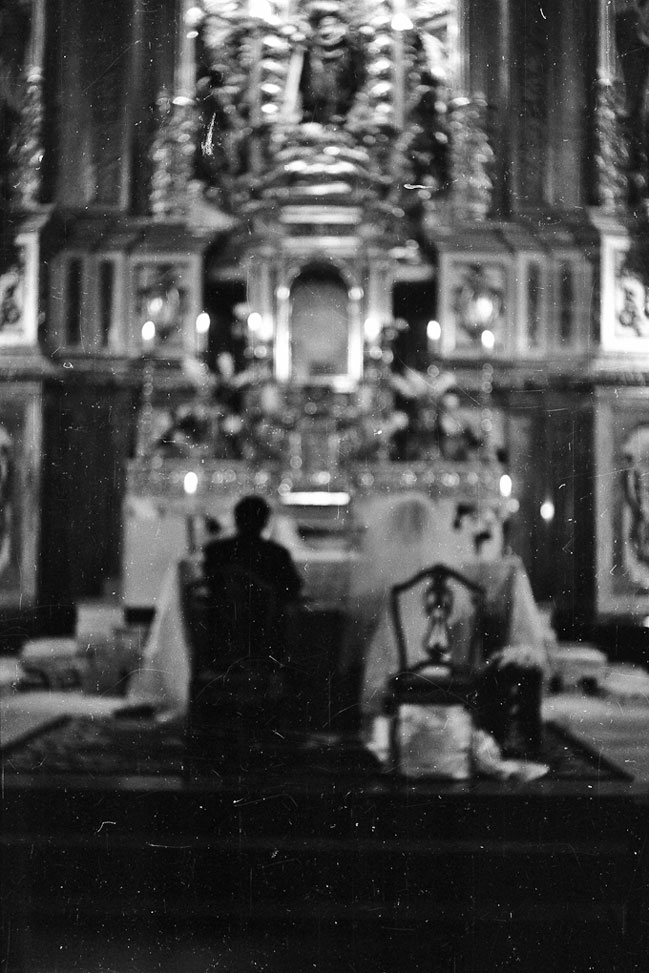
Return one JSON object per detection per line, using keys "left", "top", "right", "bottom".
{"left": 127, "top": 561, "right": 192, "bottom": 714}
{"left": 340, "top": 492, "right": 500, "bottom": 672}
{"left": 125, "top": 493, "right": 543, "bottom": 719}
{"left": 126, "top": 545, "right": 359, "bottom": 714}
{"left": 360, "top": 555, "right": 548, "bottom": 717}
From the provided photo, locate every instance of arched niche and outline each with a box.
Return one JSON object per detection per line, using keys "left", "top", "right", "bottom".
{"left": 275, "top": 262, "right": 364, "bottom": 387}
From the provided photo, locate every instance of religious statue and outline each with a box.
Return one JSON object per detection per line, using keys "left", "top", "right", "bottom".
{"left": 195, "top": 0, "right": 455, "bottom": 212}
{"left": 615, "top": 0, "right": 649, "bottom": 195}
{"left": 617, "top": 267, "right": 649, "bottom": 336}
{"left": 297, "top": 3, "right": 365, "bottom": 125}
{"left": 622, "top": 424, "right": 649, "bottom": 588}
{"left": 0, "top": 1, "right": 30, "bottom": 272}
{"left": 0, "top": 424, "right": 13, "bottom": 579}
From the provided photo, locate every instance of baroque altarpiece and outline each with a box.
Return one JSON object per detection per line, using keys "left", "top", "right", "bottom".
{"left": 3, "top": 0, "right": 649, "bottom": 634}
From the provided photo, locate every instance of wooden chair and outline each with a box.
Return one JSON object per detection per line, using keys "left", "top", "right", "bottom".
{"left": 384, "top": 564, "right": 486, "bottom": 776}
{"left": 388, "top": 563, "right": 486, "bottom": 687}
{"left": 183, "top": 566, "right": 288, "bottom": 742}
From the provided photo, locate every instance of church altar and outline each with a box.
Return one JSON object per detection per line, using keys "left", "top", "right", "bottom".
{"left": 122, "top": 454, "right": 507, "bottom": 609}
{"left": 117, "top": 0, "right": 513, "bottom": 610}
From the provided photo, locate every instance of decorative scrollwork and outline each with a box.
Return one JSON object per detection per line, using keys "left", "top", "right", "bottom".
{"left": 195, "top": 0, "right": 454, "bottom": 216}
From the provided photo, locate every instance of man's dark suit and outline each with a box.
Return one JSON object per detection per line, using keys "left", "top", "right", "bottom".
{"left": 203, "top": 533, "right": 303, "bottom": 605}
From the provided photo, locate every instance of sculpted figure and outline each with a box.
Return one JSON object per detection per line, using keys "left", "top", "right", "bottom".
{"left": 616, "top": 0, "right": 649, "bottom": 189}
{"left": 298, "top": 4, "right": 364, "bottom": 124}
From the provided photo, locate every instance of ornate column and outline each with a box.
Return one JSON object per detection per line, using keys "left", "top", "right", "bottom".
{"left": 150, "top": 0, "right": 200, "bottom": 219}
{"left": 11, "top": 0, "right": 45, "bottom": 210}
{"left": 1, "top": 0, "right": 49, "bottom": 347}
{"left": 593, "top": 0, "right": 628, "bottom": 213}
{"left": 447, "top": 96, "right": 494, "bottom": 222}
{"left": 446, "top": 0, "right": 494, "bottom": 221}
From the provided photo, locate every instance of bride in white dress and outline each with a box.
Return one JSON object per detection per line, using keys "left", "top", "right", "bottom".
{"left": 340, "top": 491, "right": 546, "bottom": 719}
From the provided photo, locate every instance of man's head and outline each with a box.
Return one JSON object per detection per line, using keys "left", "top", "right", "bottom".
{"left": 234, "top": 495, "right": 271, "bottom": 536}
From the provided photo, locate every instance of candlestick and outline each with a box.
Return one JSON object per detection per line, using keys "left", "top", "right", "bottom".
{"left": 29, "top": 0, "right": 46, "bottom": 77}
{"left": 391, "top": 1, "right": 412, "bottom": 132}
{"left": 598, "top": 0, "right": 612, "bottom": 82}
{"left": 177, "top": 0, "right": 198, "bottom": 99}
{"left": 137, "top": 357, "right": 156, "bottom": 458}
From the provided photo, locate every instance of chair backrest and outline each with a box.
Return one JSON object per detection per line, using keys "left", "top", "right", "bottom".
{"left": 185, "top": 565, "right": 281, "bottom": 675}
{"left": 389, "top": 563, "right": 486, "bottom": 676}
{"left": 383, "top": 566, "right": 485, "bottom": 778}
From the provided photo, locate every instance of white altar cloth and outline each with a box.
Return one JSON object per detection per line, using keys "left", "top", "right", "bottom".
{"left": 127, "top": 545, "right": 359, "bottom": 714}
{"left": 127, "top": 560, "right": 192, "bottom": 713}
{"left": 360, "top": 555, "right": 549, "bottom": 717}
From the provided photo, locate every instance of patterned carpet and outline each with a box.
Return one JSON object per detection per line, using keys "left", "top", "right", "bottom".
{"left": 0, "top": 714, "right": 631, "bottom": 781}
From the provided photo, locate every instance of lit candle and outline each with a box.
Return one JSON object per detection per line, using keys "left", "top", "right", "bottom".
{"left": 426, "top": 318, "right": 441, "bottom": 354}
{"left": 540, "top": 499, "right": 555, "bottom": 523}
{"left": 480, "top": 329, "right": 495, "bottom": 352}
{"left": 195, "top": 311, "right": 210, "bottom": 355}
{"left": 184, "top": 471, "right": 199, "bottom": 496}
{"left": 141, "top": 319, "right": 156, "bottom": 355}
{"left": 247, "top": 311, "right": 263, "bottom": 341}
{"left": 364, "top": 316, "right": 382, "bottom": 345}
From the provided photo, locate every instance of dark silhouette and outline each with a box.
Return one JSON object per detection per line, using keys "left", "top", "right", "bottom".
{"left": 189, "top": 496, "right": 303, "bottom": 738}
{"left": 299, "top": 8, "right": 364, "bottom": 125}
{"left": 203, "top": 495, "right": 302, "bottom": 606}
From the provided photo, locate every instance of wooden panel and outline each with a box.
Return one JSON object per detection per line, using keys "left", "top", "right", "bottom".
{"left": 56, "top": 0, "right": 132, "bottom": 208}
{"left": 0, "top": 382, "right": 41, "bottom": 608}
{"left": 39, "top": 377, "right": 139, "bottom": 619}
{"left": 547, "top": 392, "right": 596, "bottom": 633}
{"left": 594, "top": 387, "right": 649, "bottom": 620}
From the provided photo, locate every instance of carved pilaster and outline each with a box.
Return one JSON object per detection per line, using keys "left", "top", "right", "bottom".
{"left": 447, "top": 96, "right": 494, "bottom": 222}
{"left": 150, "top": 92, "right": 199, "bottom": 219}
{"left": 594, "top": 76, "right": 629, "bottom": 213}
{"left": 10, "top": 70, "right": 44, "bottom": 210}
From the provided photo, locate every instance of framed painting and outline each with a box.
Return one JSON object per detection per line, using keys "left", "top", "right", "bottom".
{"left": 595, "top": 388, "right": 649, "bottom": 618}
{"left": 0, "top": 384, "right": 41, "bottom": 607}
